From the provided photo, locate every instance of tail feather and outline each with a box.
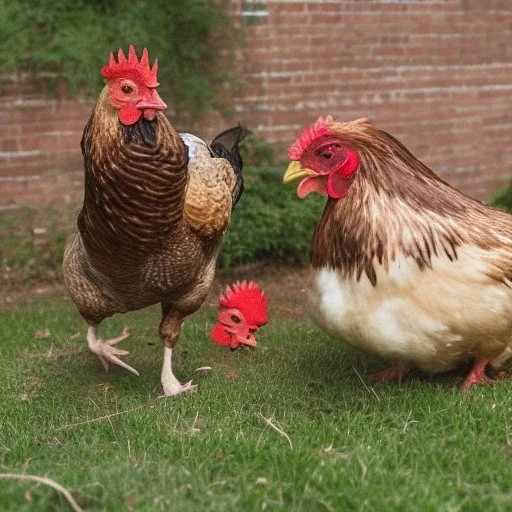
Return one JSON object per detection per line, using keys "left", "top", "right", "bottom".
{"left": 210, "top": 124, "right": 248, "bottom": 208}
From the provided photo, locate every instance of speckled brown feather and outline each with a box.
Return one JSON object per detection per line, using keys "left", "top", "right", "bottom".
{"left": 311, "top": 118, "right": 512, "bottom": 287}
{"left": 185, "top": 154, "right": 235, "bottom": 237}
{"left": 63, "top": 87, "right": 241, "bottom": 326}
{"left": 78, "top": 92, "right": 188, "bottom": 263}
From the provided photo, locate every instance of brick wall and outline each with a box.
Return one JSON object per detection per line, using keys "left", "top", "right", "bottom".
{"left": 0, "top": 77, "right": 94, "bottom": 209}
{"left": 1, "top": 0, "right": 511, "bottom": 209}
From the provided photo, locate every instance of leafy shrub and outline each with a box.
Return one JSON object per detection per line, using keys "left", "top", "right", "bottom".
{"left": 239, "top": 135, "right": 275, "bottom": 167}
{"left": 218, "top": 167, "right": 324, "bottom": 268}
{"left": 0, "top": 0, "right": 238, "bottom": 115}
{"left": 491, "top": 181, "right": 512, "bottom": 212}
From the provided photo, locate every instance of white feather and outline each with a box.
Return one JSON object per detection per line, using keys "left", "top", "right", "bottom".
{"left": 180, "top": 133, "right": 210, "bottom": 160}
{"left": 309, "top": 245, "right": 512, "bottom": 372}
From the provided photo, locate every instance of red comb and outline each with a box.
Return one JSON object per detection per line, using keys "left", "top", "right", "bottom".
{"left": 288, "top": 115, "right": 334, "bottom": 160}
{"left": 220, "top": 281, "right": 268, "bottom": 326}
{"left": 101, "top": 45, "right": 159, "bottom": 88}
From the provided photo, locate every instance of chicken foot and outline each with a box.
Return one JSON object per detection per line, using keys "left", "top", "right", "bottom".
{"left": 461, "top": 358, "right": 494, "bottom": 394}
{"left": 368, "top": 362, "right": 413, "bottom": 384}
{"left": 159, "top": 308, "right": 197, "bottom": 396}
{"left": 87, "top": 325, "right": 139, "bottom": 376}
{"left": 161, "top": 346, "right": 197, "bottom": 396}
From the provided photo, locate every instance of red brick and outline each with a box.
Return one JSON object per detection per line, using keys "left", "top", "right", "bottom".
{"left": 1, "top": 0, "right": 512, "bottom": 206}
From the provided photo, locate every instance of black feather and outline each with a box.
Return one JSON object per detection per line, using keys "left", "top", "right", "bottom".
{"left": 121, "top": 117, "right": 157, "bottom": 147}
{"left": 210, "top": 124, "right": 248, "bottom": 208}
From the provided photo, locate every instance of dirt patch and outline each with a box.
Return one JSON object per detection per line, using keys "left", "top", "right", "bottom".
{"left": 1, "top": 263, "right": 310, "bottom": 320}
{"left": 0, "top": 282, "right": 66, "bottom": 311}
{"left": 19, "top": 376, "right": 43, "bottom": 402}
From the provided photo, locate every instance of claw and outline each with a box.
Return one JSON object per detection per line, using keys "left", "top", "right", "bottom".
{"left": 368, "top": 362, "right": 413, "bottom": 384}
{"left": 161, "top": 347, "right": 197, "bottom": 396}
{"left": 461, "top": 358, "right": 493, "bottom": 394}
{"left": 104, "top": 353, "right": 139, "bottom": 376}
{"left": 162, "top": 379, "right": 197, "bottom": 396}
{"left": 87, "top": 326, "right": 139, "bottom": 376}
{"left": 106, "top": 326, "right": 130, "bottom": 346}
{"left": 98, "top": 356, "right": 109, "bottom": 373}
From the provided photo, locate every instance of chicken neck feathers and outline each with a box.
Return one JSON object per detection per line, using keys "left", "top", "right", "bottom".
{"left": 311, "top": 120, "right": 512, "bottom": 287}
{"left": 78, "top": 108, "right": 189, "bottom": 267}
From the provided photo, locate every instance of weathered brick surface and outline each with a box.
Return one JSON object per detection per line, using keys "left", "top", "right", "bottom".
{"left": 1, "top": 0, "right": 511, "bottom": 208}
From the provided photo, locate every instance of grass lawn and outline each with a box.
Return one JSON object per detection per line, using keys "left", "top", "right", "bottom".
{"left": 1, "top": 296, "right": 512, "bottom": 511}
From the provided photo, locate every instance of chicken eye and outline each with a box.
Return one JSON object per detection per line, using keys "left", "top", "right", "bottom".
{"left": 121, "top": 85, "right": 133, "bottom": 94}
{"left": 318, "top": 144, "right": 341, "bottom": 160}
{"left": 231, "top": 315, "right": 241, "bottom": 324}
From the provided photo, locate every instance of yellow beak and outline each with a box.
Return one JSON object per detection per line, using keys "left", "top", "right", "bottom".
{"left": 283, "top": 161, "right": 316, "bottom": 184}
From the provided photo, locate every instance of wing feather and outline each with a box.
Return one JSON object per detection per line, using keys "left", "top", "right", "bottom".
{"left": 184, "top": 157, "right": 233, "bottom": 237}
{"left": 182, "top": 126, "right": 248, "bottom": 238}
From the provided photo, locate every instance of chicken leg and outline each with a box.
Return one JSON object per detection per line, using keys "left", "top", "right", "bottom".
{"left": 159, "top": 307, "right": 197, "bottom": 396}
{"left": 368, "top": 362, "right": 413, "bottom": 384}
{"left": 461, "top": 358, "right": 494, "bottom": 394}
{"left": 87, "top": 325, "right": 139, "bottom": 376}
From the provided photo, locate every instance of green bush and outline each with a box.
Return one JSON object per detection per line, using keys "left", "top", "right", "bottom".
{"left": 239, "top": 135, "right": 275, "bottom": 167}
{"left": 218, "top": 167, "right": 324, "bottom": 268}
{"left": 491, "top": 181, "right": 512, "bottom": 212}
{"left": 0, "top": 0, "right": 238, "bottom": 115}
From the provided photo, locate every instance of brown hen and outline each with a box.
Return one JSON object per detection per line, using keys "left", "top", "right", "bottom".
{"left": 63, "top": 46, "right": 246, "bottom": 396}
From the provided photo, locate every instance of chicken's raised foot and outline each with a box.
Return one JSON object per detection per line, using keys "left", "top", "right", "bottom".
{"left": 461, "top": 358, "right": 494, "bottom": 394}
{"left": 368, "top": 362, "right": 413, "bottom": 384}
{"left": 105, "top": 326, "right": 130, "bottom": 345}
{"left": 87, "top": 326, "right": 139, "bottom": 376}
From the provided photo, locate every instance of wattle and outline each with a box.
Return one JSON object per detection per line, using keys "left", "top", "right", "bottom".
{"left": 119, "top": 103, "right": 143, "bottom": 125}
{"left": 298, "top": 175, "right": 328, "bottom": 198}
{"left": 144, "top": 109, "right": 156, "bottom": 121}
{"left": 210, "top": 323, "right": 231, "bottom": 346}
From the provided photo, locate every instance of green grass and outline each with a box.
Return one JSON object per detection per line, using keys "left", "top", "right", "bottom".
{"left": 1, "top": 298, "right": 512, "bottom": 511}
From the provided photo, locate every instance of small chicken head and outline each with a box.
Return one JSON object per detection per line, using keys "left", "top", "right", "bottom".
{"left": 210, "top": 281, "right": 268, "bottom": 350}
{"left": 101, "top": 45, "right": 167, "bottom": 126}
{"left": 283, "top": 115, "right": 360, "bottom": 200}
